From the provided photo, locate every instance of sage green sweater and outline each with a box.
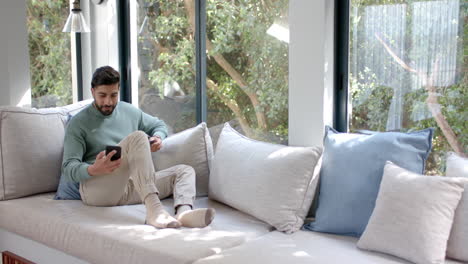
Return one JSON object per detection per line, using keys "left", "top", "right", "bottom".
{"left": 62, "top": 102, "right": 168, "bottom": 183}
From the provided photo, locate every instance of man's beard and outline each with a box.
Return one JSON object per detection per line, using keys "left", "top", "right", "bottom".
{"left": 94, "top": 102, "right": 117, "bottom": 116}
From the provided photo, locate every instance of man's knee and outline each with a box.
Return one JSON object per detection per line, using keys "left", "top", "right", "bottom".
{"left": 129, "top": 130, "right": 148, "bottom": 141}
{"left": 123, "top": 131, "right": 149, "bottom": 149}
{"left": 174, "top": 164, "right": 195, "bottom": 178}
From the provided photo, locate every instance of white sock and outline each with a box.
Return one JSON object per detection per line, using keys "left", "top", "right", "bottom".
{"left": 176, "top": 207, "right": 216, "bottom": 228}
{"left": 145, "top": 194, "right": 180, "bottom": 228}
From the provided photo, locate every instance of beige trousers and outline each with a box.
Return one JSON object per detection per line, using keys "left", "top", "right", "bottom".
{"left": 79, "top": 131, "right": 196, "bottom": 210}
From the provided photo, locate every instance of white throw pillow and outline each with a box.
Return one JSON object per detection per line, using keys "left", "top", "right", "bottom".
{"left": 0, "top": 101, "right": 92, "bottom": 200}
{"left": 152, "top": 122, "right": 214, "bottom": 196}
{"left": 357, "top": 161, "right": 466, "bottom": 264}
{"left": 0, "top": 106, "right": 67, "bottom": 200}
{"left": 209, "top": 123, "right": 322, "bottom": 233}
{"left": 446, "top": 152, "right": 468, "bottom": 262}
{"left": 446, "top": 152, "right": 468, "bottom": 177}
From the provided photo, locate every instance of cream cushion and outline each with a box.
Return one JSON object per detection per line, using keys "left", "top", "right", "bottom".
{"left": 446, "top": 152, "right": 468, "bottom": 262}
{"left": 357, "top": 162, "right": 466, "bottom": 264}
{"left": 446, "top": 152, "right": 468, "bottom": 178}
{"left": 0, "top": 100, "right": 93, "bottom": 201}
{"left": 152, "top": 122, "right": 214, "bottom": 196}
{"left": 0, "top": 107, "right": 67, "bottom": 200}
{"left": 0, "top": 101, "right": 91, "bottom": 201}
{"left": 209, "top": 123, "right": 322, "bottom": 233}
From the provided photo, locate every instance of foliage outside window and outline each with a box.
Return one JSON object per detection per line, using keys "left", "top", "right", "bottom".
{"left": 135, "top": 0, "right": 289, "bottom": 144}
{"left": 349, "top": 0, "right": 467, "bottom": 174}
{"left": 135, "top": 0, "right": 197, "bottom": 134}
{"left": 27, "top": 0, "right": 72, "bottom": 108}
{"left": 205, "top": 0, "right": 289, "bottom": 144}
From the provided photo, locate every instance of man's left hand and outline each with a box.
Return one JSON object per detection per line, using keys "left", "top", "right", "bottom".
{"left": 149, "top": 136, "right": 162, "bottom": 152}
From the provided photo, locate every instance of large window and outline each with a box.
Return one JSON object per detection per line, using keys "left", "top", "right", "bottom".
{"left": 132, "top": 1, "right": 197, "bottom": 134}
{"left": 26, "top": 0, "right": 73, "bottom": 108}
{"left": 131, "top": 0, "right": 289, "bottom": 143}
{"left": 206, "top": 0, "right": 289, "bottom": 144}
{"left": 347, "top": 0, "right": 467, "bottom": 173}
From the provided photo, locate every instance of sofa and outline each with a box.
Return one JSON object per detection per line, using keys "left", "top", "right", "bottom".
{"left": 0, "top": 101, "right": 466, "bottom": 264}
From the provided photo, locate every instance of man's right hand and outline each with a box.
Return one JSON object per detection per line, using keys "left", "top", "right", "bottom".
{"left": 87, "top": 150, "right": 122, "bottom": 176}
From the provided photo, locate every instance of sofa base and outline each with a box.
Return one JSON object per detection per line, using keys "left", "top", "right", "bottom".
{"left": 2, "top": 251, "right": 36, "bottom": 264}
{"left": 0, "top": 228, "right": 87, "bottom": 264}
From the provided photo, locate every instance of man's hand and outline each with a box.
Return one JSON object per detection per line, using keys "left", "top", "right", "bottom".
{"left": 88, "top": 150, "right": 121, "bottom": 176}
{"left": 149, "top": 136, "right": 162, "bottom": 152}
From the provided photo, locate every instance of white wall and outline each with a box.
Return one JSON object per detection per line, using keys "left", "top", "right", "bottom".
{"left": 0, "top": 0, "right": 31, "bottom": 107}
{"left": 89, "top": 0, "right": 119, "bottom": 71}
{"left": 81, "top": 0, "right": 119, "bottom": 100}
{"left": 288, "top": 0, "right": 335, "bottom": 147}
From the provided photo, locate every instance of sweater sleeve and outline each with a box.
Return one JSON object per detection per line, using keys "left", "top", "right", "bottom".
{"left": 139, "top": 111, "right": 168, "bottom": 140}
{"left": 61, "top": 122, "right": 91, "bottom": 183}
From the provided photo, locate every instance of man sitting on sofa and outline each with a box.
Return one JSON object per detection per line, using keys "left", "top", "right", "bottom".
{"left": 61, "top": 65, "right": 215, "bottom": 229}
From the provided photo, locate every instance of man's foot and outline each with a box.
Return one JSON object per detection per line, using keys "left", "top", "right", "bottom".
{"left": 145, "top": 209, "right": 181, "bottom": 229}
{"left": 176, "top": 208, "right": 215, "bottom": 228}
{"left": 145, "top": 193, "right": 181, "bottom": 228}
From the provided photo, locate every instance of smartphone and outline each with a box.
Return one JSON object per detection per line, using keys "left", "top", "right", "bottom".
{"left": 105, "top": 146, "right": 121, "bottom": 161}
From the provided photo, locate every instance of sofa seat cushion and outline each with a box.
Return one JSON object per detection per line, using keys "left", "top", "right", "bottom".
{"left": 193, "top": 231, "right": 464, "bottom": 264}
{"left": 0, "top": 194, "right": 272, "bottom": 264}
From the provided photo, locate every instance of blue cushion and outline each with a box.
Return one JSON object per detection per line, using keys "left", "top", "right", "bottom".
{"left": 303, "top": 126, "right": 433, "bottom": 237}
{"left": 54, "top": 113, "right": 82, "bottom": 200}
{"left": 54, "top": 176, "right": 81, "bottom": 200}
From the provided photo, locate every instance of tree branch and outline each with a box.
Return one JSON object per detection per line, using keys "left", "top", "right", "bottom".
{"left": 204, "top": 36, "right": 268, "bottom": 130}
{"left": 206, "top": 78, "right": 253, "bottom": 137}
{"left": 375, "top": 34, "right": 418, "bottom": 74}
{"left": 184, "top": 0, "right": 268, "bottom": 130}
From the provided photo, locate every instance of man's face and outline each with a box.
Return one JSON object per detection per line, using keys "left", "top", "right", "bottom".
{"left": 91, "top": 83, "right": 119, "bottom": 116}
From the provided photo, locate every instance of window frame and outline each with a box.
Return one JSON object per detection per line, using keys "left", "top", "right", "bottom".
{"left": 75, "top": 33, "right": 84, "bottom": 101}
{"left": 117, "top": 0, "right": 132, "bottom": 103}
{"left": 334, "top": 0, "right": 350, "bottom": 132}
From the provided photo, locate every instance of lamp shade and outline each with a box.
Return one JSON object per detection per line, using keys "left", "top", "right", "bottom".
{"left": 62, "top": 10, "right": 90, "bottom": 33}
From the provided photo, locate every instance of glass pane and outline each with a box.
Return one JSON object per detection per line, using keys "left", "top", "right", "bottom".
{"left": 349, "top": 0, "right": 467, "bottom": 174}
{"left": 206, "top": 1, "right": 289, "bottom": 145}
{"left": 26, "top": 0, "right": 72, "bottom": 108}
{"left": 134, "top": 0, "right": 197, "bottom": 134}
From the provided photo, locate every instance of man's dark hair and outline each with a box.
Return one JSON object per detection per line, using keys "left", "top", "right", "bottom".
{"left": 91, "top": 66, "right": 120, "bottom": 88}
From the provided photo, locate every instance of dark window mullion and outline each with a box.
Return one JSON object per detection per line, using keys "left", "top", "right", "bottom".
{"left": 117, "top": 0, "right": 132, "bottom": 103}
{"left": 195, "top": 0, "right": 207, "bottom": 123}
{"left": 334, "top": 0, "right": 350, "bottom": 132}
{"left": 75, "top": 33, "right": 83, "bottom": 101}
